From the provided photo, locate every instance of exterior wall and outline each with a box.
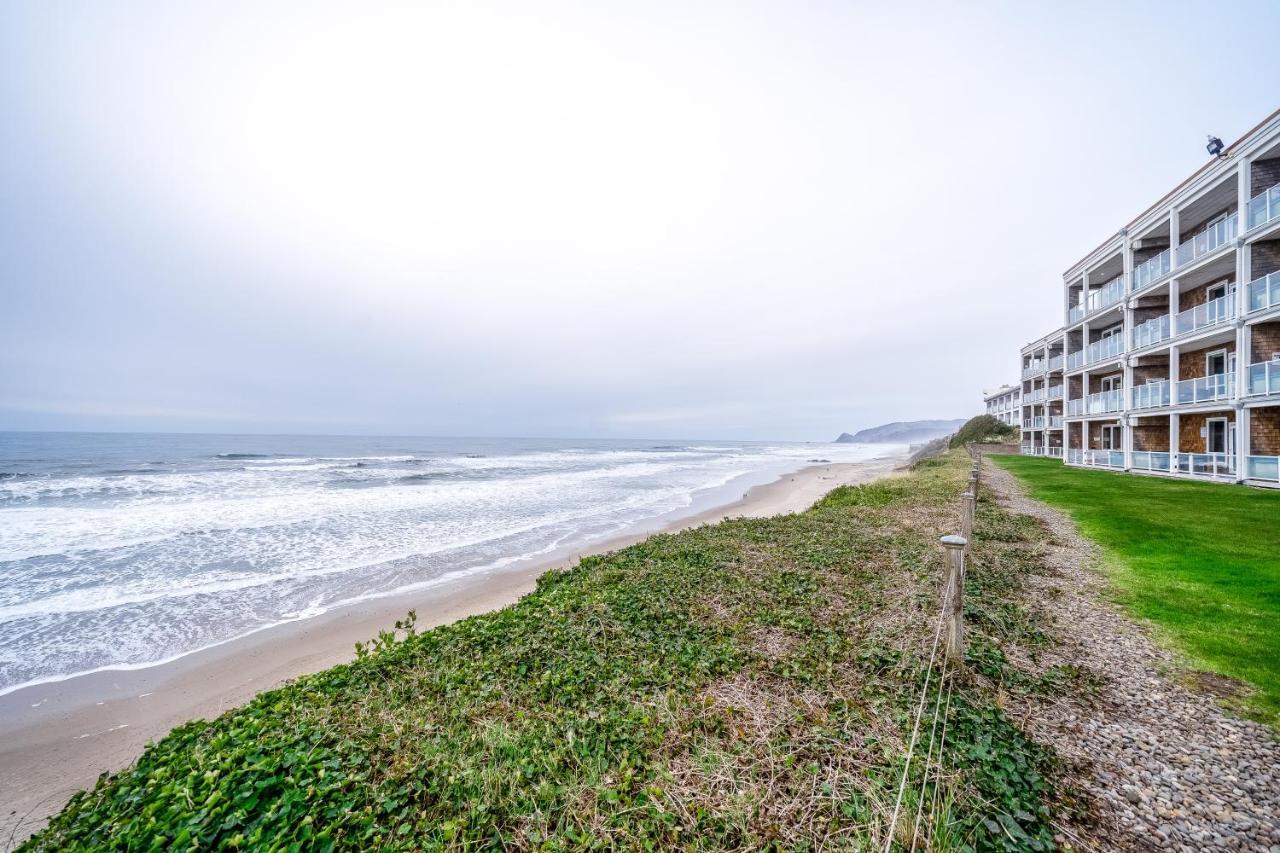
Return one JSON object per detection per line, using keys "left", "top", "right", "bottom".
{"left": 1254, "top": 239, "right": 1280, "bottom": 278}
{"left": 1252, "top": 158, "right": 1280, "bottom": 197}
{"left": 1132, "top": 361, "right": 1169, "bottom": 384}
{"left": 1251, "top": 323, "right": 1280, "bottom": 363}
{"left": 1132, "top": 418, "right": 1170, "bottom": 451}
{"left": 1179, "top": 342, "right": 1236, "bottom": 380}
{"left": 1133, "top": 304, "right": 1167, "bottom": 324}
{"left": 1253, "top": 407, "right": 1280, "bottom": 455}
{"left": 1178, "top": 411, "right": 1234, "bottom": 453}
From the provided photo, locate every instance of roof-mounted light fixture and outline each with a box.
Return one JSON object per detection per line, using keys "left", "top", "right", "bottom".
{"left": 1206, "top": 135, "right": 1225, "bottom": 158}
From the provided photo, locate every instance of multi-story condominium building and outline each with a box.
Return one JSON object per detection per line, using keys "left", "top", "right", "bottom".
{"left": 1020, "top": 109, "right": 1280, "bottom": 487}
{"left": 1019, "top": 330, "right": 1066, "bottom": 457}
{"left": 983, "top": 384, "right": 1022, "bottom": 426}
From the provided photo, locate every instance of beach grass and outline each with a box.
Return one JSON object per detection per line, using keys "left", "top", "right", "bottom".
{"left": 991, "top": 455, "right": 1280, "bottom": 725}
{"left": 26, "top": 451, "right": 1077, "bottom": 851}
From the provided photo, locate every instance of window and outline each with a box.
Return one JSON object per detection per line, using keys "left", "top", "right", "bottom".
{"left": 1098, "top": 324, "right": 1122, "bottom": 340}
{"left": 1100, "top": 424, "right": 1121, "bottom": 450}
{"left": 1100, "top": 375, "right": 1122, "bottom": 392}
{"left": 1205, "top": 418, "right": 1233, "bottom": 455}
{"left": 1205, "top": 349, "right": 1234, "bottom": 377}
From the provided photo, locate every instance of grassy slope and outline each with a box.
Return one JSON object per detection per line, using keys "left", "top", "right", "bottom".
{"left": 27, "top": 453, "right": 1076, "bottom": 851}
{"left": 991, "top": 455, "right": 1280, "bottom": 725}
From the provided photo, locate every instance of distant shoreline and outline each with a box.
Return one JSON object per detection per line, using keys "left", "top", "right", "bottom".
{"left": 0, "top": 451, "right": 906, "bottom": 845}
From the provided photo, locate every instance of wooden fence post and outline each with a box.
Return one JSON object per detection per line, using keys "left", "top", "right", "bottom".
{"left": 939, "top": 536, "right": 967, "bottom": 663}
{"left": 960, "top": 490, "right": 975, "bottom": 542}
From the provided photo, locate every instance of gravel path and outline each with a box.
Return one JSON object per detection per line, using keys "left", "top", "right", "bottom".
{"left": 980, "top": 460, "right": 1279, "bottom": 852}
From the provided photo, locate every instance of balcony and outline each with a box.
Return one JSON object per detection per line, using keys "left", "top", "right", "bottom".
{"left": 1023, "top": 417, "right": 1045, "bottom": 430}
{"left": 1131, "top": 379, "right": 1170, "bottom": 410}
{"left": 1081, "top": 334, "right": 1125, "bottom": 367}
{"left": 1066, "top": 350, "right": 1084, "bottom": 370}
{"left": 1047, "top": 354, "right": 1064, "bottom": 371}
{"left": 1066, "top": 397, "right": 1083, "bottom": 417}
{"left": 1066, "top": 448, "right": 1124, "bottom": 468}
{"left": 1048, "top": 415, "right": 1064, "bottom": 429}
{"left": 1132, "top": 248, "right": 1172, "bottom": 290}
{"left": 1084, "top": 388, "right": 1124, "bottom": 414}
{"left": 1069, "top": 276, "right": 1126, "bottom": 324}
{"left": 1131, "top": 451, "right": 1171, "bottom": 473}
{"left": 1047, "top": 384, "right": 1064, "bottom": 400}
{"left": 1046, "top": 446, "right": 1063, "bottom": 457}
{"left": 1175, "top": 372, "right": 1234, "bottom": 405}
{"left": 1248, "top": 182, "right": 1280, "bottom": 231}
{"left": 1131, "top": 314, "right": 1171, "bottom": 350}
{"left": 1025, "top": 387, "right": 1047, "bottom": 403}
{"left": 1020, "top": 444, "right": 1043, "bottom": 456}
{"left": 1174, "top": 452, "right": 1235, "bottom": 479}
{"left": 1246, "top": 455, "right": 1280, "bottom": 484}
{"left": 1174, "top": 292, "right": 1234, "bottom": 336}
{"left": 1175, "top": 214, "right": 1237, "bottom": 268}
{"left": 1022, "top": 361, "right": 1045, "bottom": 380}
{"left": 1247, "top": 271, "right": 1280, "bottom": 314}
{"left": 1247, "top": 360, "right": 1280, "bottom": 396}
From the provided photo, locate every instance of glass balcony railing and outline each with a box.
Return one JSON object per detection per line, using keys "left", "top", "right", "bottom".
{"left": 1023, "top": 417, "right": 1045, "bottom": 429}
{"left": 1174, "top": 292, "right": 1234, "bottom": 336}
{"left": 1175, "top": 452, "right": 1235, "bottom": 478}
{"left": 1047, "top": 384, "right": 1063, "bottom": 400}
{"left": 1022, "top": 361, "right": 1045, "bottom": 379}
{"left": 1068, "top": 304, "right": 1086, "bottom": 324}
{"left": 1046, "top": 446, "right": 1063, "bottom": 457}
{"left": 1131, "top": 451, "right": 1171, "bottom": 473}
{"left": 1047, "top": 354, "right": 1063, "bottom": 371}
{"left": 1020, "top": 444, "right": 1042, "bottom": 456}
{"left": 1066, "top": 350, "right": 1085, "bottom": 370}
{"left": 1247, "top": 271, "right": 1280, "bottom": 314}
{"left": 1248, "top": 182, "right": 1280, "bottom": 230}
{"left": 1175, "top": 372, "right": 1234, "bottom": 405}
{"left": 1083, "top": 334, "right": 1124, "bottom": 366}
{"left": 1132, "top": 248, "right": 1172, "bottom": 290}
{"left": 1025, "top": 387, "right": 1046, "bottom": 403}
{"left": 1131, "top": 314, "right": 1171, "bottom": 350}
{"left": 1247, "top": 360, "right": 1280, "bottom": 396}
{"left": 1048, "top": 415, "right": 1063, "bottom": 429}
{"left": 1081, "top": 449, "right": 1125, "bottom": 468}
{"left": 1066, "top": 398, "right": 1084, "bottom": 417}
{"left": 1246, "top": 455, "right": 1280, "bottom": 484}
{"left": 1084, "top": 388, "right": 1124, "bottom": 414}
{"left": 1175, "top": 214, "right": 1237, "bottom": 268}
{"left": 1131, "top": 379, "right": 1170, "bottom": 410}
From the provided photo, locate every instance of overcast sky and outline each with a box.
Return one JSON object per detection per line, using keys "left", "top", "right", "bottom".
{"left": 2, "top": 2, "right": 1277, "bottom": 440}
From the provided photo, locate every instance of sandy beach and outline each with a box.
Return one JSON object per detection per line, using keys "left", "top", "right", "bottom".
{"left": 0, "top": 454, "right": 903, "bottom": 846}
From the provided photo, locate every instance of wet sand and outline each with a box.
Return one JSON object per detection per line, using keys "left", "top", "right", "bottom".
{"left": 0, "top": 454, "right": 904, "bottom": 846}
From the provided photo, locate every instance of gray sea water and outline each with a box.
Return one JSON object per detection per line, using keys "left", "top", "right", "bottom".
{"left": 0, "top": 432, "right": 899, "bottom": 694}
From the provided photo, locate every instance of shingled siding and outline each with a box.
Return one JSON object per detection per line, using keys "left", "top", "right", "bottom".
{"left": 1252, "top": 239, "right": 1280, "bottom": 278}
{"left": 1132, "top": 418, "right": 1170, "bottom": 452}
{"left": 1132, "top": 362, "right": 1169, "bottom": 384}
{"left": 1178, "top": 410, "right": 1235, "bottom": 453}
{"left": 1252, "top": 158, "right": 1280, "bottom": 198}
{"left": 1253, "top": 407, "right": 1280, "bottom": 456}
{"left": 1179, "top": 342, "right": 1236, "bottom": 381}
{"left": 1252, "top": 323, "right": 1280, "bottom": 363}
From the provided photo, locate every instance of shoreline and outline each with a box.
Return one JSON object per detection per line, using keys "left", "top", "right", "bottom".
{"left": 0, "top": 453, "right": 904, "bottom": 844}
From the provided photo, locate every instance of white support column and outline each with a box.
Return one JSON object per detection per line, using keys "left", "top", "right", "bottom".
{"left": 1238, "top": 405, "right": 1250, "bottom": 482}
{"left": 1169, "top": 412, "right": 1180, "bottom": 473}
{"left": 1169, "top": 206, "right": 1181, "bottom": 255}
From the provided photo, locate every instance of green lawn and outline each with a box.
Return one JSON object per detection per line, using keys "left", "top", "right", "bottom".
{"left": 991, "top": 455, "right": 1280, "bottom": 725}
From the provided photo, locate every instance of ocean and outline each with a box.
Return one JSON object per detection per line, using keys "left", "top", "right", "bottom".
{"left": 0, "top": 432, "right": 898, "bottom": 695}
